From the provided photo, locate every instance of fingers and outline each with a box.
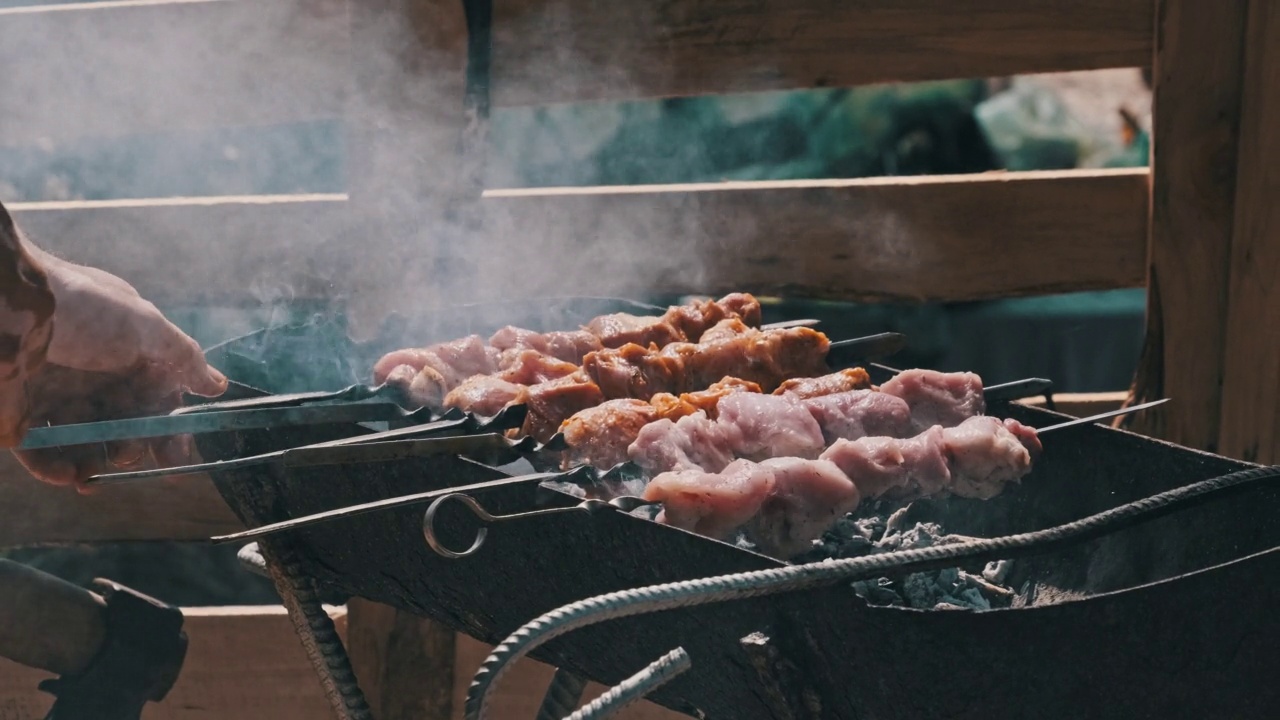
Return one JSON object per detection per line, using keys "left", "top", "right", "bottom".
{"left": 13, "top": 433, "right": 200, "bottom": 491}
{"left": 151, "top": 328, "right": 227, "bottom": 399}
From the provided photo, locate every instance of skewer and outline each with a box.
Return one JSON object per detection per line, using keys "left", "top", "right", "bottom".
{"left": 82, "top": 405, "right": 526, "bottom": 486}
{"left": 210, "top": 399, "right": 1168, "bottom": 546}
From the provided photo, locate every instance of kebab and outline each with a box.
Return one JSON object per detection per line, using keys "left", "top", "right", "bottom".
{"left": 644, "top": 414, "right": 1043, "bottom": 559}
{"left": 372, "top": 293, "right": 763, "bottom": 408}
{"left": 558, "top": 367, "right": 983, "bottom": 470}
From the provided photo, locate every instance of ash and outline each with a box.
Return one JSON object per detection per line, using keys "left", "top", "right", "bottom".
{"left": 748, "top": 503, "right": 1018, "bottom": 612}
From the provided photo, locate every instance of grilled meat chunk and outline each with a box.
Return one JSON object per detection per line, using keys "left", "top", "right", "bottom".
{"left": 880, "top": 368, "right": 985, "bottom": 434}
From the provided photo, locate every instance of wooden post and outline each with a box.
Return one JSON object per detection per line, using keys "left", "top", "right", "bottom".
{"left": 346, "top": 598, "right": 456, "bottom": 720}
{"left": 1217, "top": 0, "right": 1280, "bottom": 463}
{"left": 1123, "top": 0, "right": 1251, "bottom": 453}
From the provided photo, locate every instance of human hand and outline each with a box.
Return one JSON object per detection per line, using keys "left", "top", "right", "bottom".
{"left": 11, "top": 250, "right": 227, "bottom": 490}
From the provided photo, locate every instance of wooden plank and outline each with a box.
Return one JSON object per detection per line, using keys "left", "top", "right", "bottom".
{"left": 347, "top": 597, "right": 456, "bottom": 720}
{"left": 0, "top": 452, "right": 241, "bottom": 547}
{"left": 0, "top": 0, "right": 349, "bottom": 147}
{"left": 1217, "top": 0, "right": 1280, "bottom": 463}
{"left": 1017, "top": 391, "right": 1129, "bottom": 418}
{"left": 1124, "top": 1, "right": 1251, "bottom": 452}
{"left": 491, "top": 0, "right": 1153, "bottom": 106}
{"left": 7, "top": 195, "right": 350, "bottom": 309}
{"left": 0, "top": 605, "right": 346, "bottom": 720}
{"left": 452, "top": 634, "right": 691, "bottom": 720}
{"left": 479, "top": 169, "right": 1150, "bottom": 304}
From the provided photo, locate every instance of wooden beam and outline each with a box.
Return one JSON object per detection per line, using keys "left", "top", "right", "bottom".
{"left": 347, "top": 598, "right": 456, "bottom": 720}
{"left": 8, "top": 195, "right": 350, "bottom": 309}
{"left": 0, "top": 0, "right": 348, "bottom": 147}
{"left": 479, "top": 169, "right": 1150, "bottom": 304}
{"left": 0, "top": 452, "right": 241, "bottom": 548}
{"left": 0, "top": 605, "right": 346, "bottom": 720}
{"left": 491, "top": 0, "right": 1153, "bottom": 106}
{"left": 1217, "top": 0, "right": 1280, "bottom": 463}
{"left": 1125, "top": 1, "right": 1251, "bottom": 452}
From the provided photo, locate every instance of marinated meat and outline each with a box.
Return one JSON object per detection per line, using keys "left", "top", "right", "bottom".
{"left": 643, "top": 459, "right": 776, "bottom": 540}
{"left": 496, "top": 349, "right": 579, "bottom": 385}
{"left": 880, "top": 368, "right": 985, "bottom": 433}
{"left": 583, "top": 343, "right": 683, "bottom": 399}
{"left": 561, "top": 399, "right": 660, "bottom": 469}
{"left": 560, "top": 377, "right": 764, "bottom": 468}
{"left": 521, "top": 372, "right": 606, "bottom": 443}
{"left": 443, "top": 376, "right": 528, "bottom": 417}
{"left": 586, "top": 326, "right": 830, "bottom": 400}
{"left": 745, "top": 458, "right": 862, "bottom": 559}
{"left": 489, "top": 326, "right": 602, "bottom": 364}
{"left": 586, "top": 313, "right": 684, "bottom": 350}
{"left": 802, "top": 389, "right": 914, "bottom": 444}
{"left": 774, "top": 367, "right": 872, "bottom": 399}
{"left": 697, "top": 317, "right": 754, "bottom": 344}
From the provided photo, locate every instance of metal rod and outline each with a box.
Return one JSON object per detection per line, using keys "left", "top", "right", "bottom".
{"left": 1037, "top": 398, "right": 1170, "bottom": 434}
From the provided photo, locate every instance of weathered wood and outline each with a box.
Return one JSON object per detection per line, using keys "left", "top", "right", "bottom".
{"left": 0, "top": 452, "right": 241, "bottom": 548}
{"left": 1125, "top": 0, "right": 1251, "bottom": 452}
{"left": 452, "top": 634, "right": 690, "bottom": 720}
{"left": 1217, "top": 0, "right": 1280, "bottom": 463}
{"left": 479, "top": 169, "right": 1150, "bottom": 304}
{"left": 338, "top": 0, "right": 476, "bottom": 340}
{"left": 0, "top": 0, "right": 349, "bottom": 147}
{"left": 1017, "top": 392, "right": 1129, "bottom": 419}
{"left": 8, "top": 195, "right": 349, "bottom": 309}
{"left": 491, "top": 0, "right": 1153, "bottom": 106}
{"left": 347, "top": 597, "right": 456, "bottom": 720}
{"left": 0, "top": 605, "right": 346, "bottom": 720}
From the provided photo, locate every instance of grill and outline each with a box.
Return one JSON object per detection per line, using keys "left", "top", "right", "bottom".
{"left": 65, "top": 298, "right": 1280, "bottom": 719}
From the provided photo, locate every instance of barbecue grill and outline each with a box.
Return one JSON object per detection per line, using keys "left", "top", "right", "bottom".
{"left": 74, "top": 298, "right": 1280, "bottom": 719}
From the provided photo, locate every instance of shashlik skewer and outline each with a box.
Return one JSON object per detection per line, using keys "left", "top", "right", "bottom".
{"left": 209, "top": 400, "right": 1169, "bottom": 547}
{"left": 642, "top": 414, "right": 1042, "bottom": 558}
{"left": 372, "top": 293, "right": 764, "bottom": 409}
{"left": 565, "top": 368, "right": 982, "bottom": 472}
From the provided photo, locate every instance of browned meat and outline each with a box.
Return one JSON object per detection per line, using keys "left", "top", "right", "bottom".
{"left": 543, "top": 330, "right": 603, "bottom": 362}
{"left": 582, "top": 343, "right": 683, "bottom": 399}
{"left": 716, "top": 292, "right": 763, "bottom": 328}
{"left": 561, "top": 399, "right": 660, "bottom": 469}
{"left": 443, "top": 376, "right": 529, "bottom": 417}
{"left": 654, "top": 327, "right": 831, "bottom": 395}
{"left": 661, "top": 296, "right": 729, "bottom": 341}
{"left": 697, "top": 317, "right": 754, "bottom": 344}
{"left": 496, "top": 349, "right": 579, "bottom": 385}
{"left": 522, "top": 372, "right": 606, "bottom": 443}
{"left": 586, "top": 313, "right": 684, "bottom": 349}
{"left": 774, "top": 367, "right": 872, "bottom": 399}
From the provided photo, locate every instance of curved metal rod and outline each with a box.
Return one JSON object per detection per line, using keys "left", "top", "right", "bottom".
{"left": 423, "top": 494, "right": 657, "bottom": 559}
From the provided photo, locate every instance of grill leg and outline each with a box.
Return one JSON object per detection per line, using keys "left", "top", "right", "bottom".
{"left": 257, "top": 539, "right": 375, "bottom": 720}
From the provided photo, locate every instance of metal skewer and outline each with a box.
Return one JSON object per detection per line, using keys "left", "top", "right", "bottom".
{"left": 211, "top": 400, "right": 1169, "bottom": 547}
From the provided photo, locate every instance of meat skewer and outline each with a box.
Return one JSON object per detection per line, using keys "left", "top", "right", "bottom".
{"left": 210, "top": 401, "right": 1169, "bottom": 546}
{"left": 373, "top": 294, "right": 765, "bottom": 408}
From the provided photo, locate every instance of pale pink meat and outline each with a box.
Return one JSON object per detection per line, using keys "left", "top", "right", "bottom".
{"left": 643, "top": 459, "right": 776, "bottom": 540}
{"left": 942, "top": 416, "right": 1036, "bottom": 499}
{"left": 374, "top": 335, "right": 500, "bottom": 408}
{"left": 628, "top": 411, "right": 737, "bottom": 474}
{"left": 802, "top": 389, "right": 914, "bottom": 444}
{"left": 715, "top": 393, "right": 826, "bottom": 462}
{"left": 745, "top": 458, "right": 862, "bottom": 559}
{"left": 879, "top": 369, "right": 985, "bottom": 433}
{"left": 586, "top": 313, "right": 684, "bottom": 349}
{"left": 819, "top": 437, "right": 910, "bottom": 499}
{"left": 893, "top": 425, "right": 953, "bottom": 498}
